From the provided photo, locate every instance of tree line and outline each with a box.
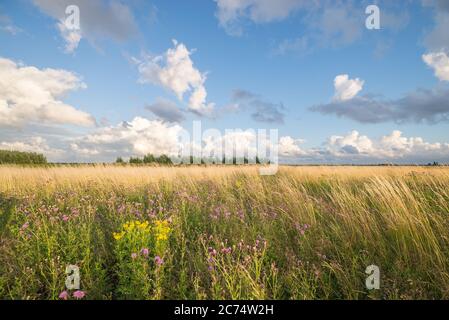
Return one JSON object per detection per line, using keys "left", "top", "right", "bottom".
{"left": 116, "top": 154, "right": 269, "bottom": 165}
{"left": 0, "top": 150, "right": 47, "bottom": 164}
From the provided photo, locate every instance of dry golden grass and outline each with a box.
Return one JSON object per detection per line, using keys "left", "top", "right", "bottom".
{"left": 1, "top": 164, "right": 448, "bottom": 192}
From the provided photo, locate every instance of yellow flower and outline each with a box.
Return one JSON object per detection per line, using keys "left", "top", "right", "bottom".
{"left": 113, "top": 231, "right": 125, "bottom": 240}
{"left": 154, "top": 220, "right": 171, "bottom": 243}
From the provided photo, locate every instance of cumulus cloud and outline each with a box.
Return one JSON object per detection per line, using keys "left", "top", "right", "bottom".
{"left": 3, "top": 119, "right": 449, "bottom": 164}
{"left": 201, "top": 130, "right": 306, "bottom": 160}
{"left": 323, "top": 130, "right": 449, "bottom": 163}
{"left": 66, "top": 115, "right": 306, "bottom": 162}
{"left": 230, "top": 89, "right": 286, "bottom": 123}
{"left": 423, "top": 51, "right": 449, "bottom": 81}
{"left": 135, "top": 40, "right": 215, "bottom": 116}
{"left": 70, "top": 117, "right": 185, "bottom": 159}
{"left": 333, "top": 74, "right": 364, "bottom": 101}
{"left": 311, "top": 75, "right": 449, "bottom": 124}
{"left": 31, "top": 0, "right": 137, "bottom": 53}
{"left": 145, "top": 98, "right": 186, "bottom": 123}
{"left": 278, "top": 136, "right": 306, "bottom": 157}
{"left": 326, "top": 130, "right": 375, "bottom": 156}
{"left": 0, "top": 57, "right": 95, "bottom": 127}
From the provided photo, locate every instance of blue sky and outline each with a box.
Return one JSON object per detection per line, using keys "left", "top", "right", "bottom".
{"left": 1, "top": 0, "right": 449, "bottom": 163}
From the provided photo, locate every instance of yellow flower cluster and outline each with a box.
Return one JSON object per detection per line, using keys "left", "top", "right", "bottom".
{"left": 154, "top": 220, "right": 171, "bottom": 242}
{"left": 113, "top": 220, "right": 150, "bottom": 240}
{"left": 113, "top": 231, "right": 125, "bottom": 240}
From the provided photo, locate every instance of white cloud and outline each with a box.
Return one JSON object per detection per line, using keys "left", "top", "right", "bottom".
{"left": 333, "top": 74, "right": 364, "bottom": 101}
{"left": 325, "top": 130, "right": 449, "bottom": 162}
{"left": 71, "top": 117, "right": 185, "bottom": 159}
{"left": 278, "top": 136, "right": 306, "bottom": 157}
{"left": 135, "top": 40, "right": 215, "bottom": 116}
{"left": 327, "top": 130, "right": 374, "bottom": 156}
{"left": 0, "top": 57, "right": 95, "bottom": 127}
{"left": 3, "top": 119, "right": 449, "bottom": 164}
{"left": 32, "top": 0, "right": 137, "bottom": 53}
{"left": 69, "top": 116, "right": 308, "bottom": 162}
{"left": 57, "top": 21, "right": 82, "bottom": 53}
{"left": 423, "top": 51, "right": 449, "bottom": 81}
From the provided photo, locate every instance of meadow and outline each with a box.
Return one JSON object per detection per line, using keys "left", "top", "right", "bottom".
{"left": 0, "top": 165, "right": 448, "bottom": 300}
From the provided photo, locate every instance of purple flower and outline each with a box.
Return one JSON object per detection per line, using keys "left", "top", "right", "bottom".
{"left": 62, "top": 215, "right": 69, "bottom": 222}
{"left": 155, "top": 255, "right": 164, "bottom": 266}
{"left": 73, "top": 290, "right": 86, "bottom": 299}
{"left": 221, "top": 247, "right": 232, "bottom": 254}
{"left": 59, "top": 290, "right": 69, "bottom": 300}
{"left": 140, "top": 248, "right": 149, "bottom": 256}
{"left": 208, "top": 248, "right": 217, "bottom": 256}
{"left": 131, "top": 253, "right": 137, "bottom": 259}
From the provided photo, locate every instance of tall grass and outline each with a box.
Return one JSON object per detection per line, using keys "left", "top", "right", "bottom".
{"left": 0, "top": 165, "right": 448, "bottom": 299}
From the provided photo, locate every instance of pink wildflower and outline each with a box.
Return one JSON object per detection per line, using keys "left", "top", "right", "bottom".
{"left": 59, "top": 290, "right": 69, "bottom": 300}
{"left": 140, "top": 248, "right": 149, "bottom": 256}
{"left": 155, "top": 256, "right": 164, "bottom": 266}
{"left": 73, "top": 290, "right": 86, "bottom": 299}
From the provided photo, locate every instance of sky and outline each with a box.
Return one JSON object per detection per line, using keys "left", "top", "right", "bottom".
{"left": 0, "top": 0, "right": 449, "bottom": 164}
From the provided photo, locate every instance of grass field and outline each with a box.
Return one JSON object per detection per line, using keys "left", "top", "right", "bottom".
{"left": 0, "top": 165, "right": 448, "bottom": 300}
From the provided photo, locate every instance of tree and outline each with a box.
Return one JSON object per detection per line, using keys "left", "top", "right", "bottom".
{"left": 0, "top": 150, "right": 47, "bottom": 164}
{"left": 156, "top": 154, "right": 172, "bottom": 165}
{"left": 143, "top": 154, "right": 156, "bottom": 163}
{"left": 129, "top": 157, "right": 143, "bottom": 164}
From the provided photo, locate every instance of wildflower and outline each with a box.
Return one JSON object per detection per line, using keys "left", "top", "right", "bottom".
{"left": 221, "top": 247, "right": 232, "bottom": 254}
{"left": 21, "top": 222, "right": 29, "bottom": 230}
{"left": 62, "top": 215, "right": 69, "bottom": 222}
{"left": 113, "top": 231, "right": 125, "bottom": 240}
{"left": 154, "top": 220, "right": 171, "bottom": 242}
{"left": 155, "top": 255, "right": 164, "bottom": 266}
{"left": 73, "top": 290, "right": 86, "bottom": 299}
{"left": 208, "top": 247, "right": 217, "bottom": 256}
{"left": 59, "top": 290, "right": 69, "bottom": 300}
{"left": 131, "top": 253, "right": 137, "bottom": 260}
{"left": 141, "top": 248, "right": 149, "bottom": 257}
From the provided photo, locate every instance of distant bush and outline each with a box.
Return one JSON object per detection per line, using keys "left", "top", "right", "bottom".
{"left": 121, "top": 154, "right": 270, "bottom": 166}
{"left": 128, "top": 154, "right": 173, "bottom": 165}
{"left": 0, "top": 150, "right": 47, "bottom": 165}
